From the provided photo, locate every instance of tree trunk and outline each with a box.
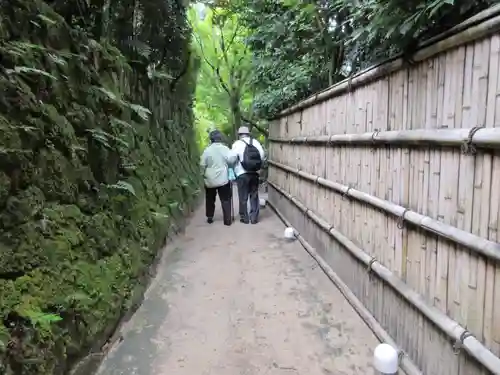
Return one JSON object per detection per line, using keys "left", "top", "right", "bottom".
{"left": 230, "top": 94, "right": 242, "bottom": 140}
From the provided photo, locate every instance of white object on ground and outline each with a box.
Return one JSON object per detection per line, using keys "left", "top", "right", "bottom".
{"left": 283, "top": 227, "right": 296, "bottom": 240}
{"left": 373, "top": 343, "right": 399, "bottom": 374}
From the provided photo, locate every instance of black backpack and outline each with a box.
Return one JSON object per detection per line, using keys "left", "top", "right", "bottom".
{"left": 240, "top": 138, "right": 262, "bottom": 172}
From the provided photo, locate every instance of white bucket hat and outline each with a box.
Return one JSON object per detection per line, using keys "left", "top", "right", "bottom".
{"left": 237, "top": 126, "right": 250, "bottom": 135}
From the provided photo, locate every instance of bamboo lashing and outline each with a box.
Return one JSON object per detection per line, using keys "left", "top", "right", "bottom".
{"left": 268, "top": 160, "right": 500, "bottom": 262}
{"left": 268, "top": 181, "right": 500, "bottom": 375}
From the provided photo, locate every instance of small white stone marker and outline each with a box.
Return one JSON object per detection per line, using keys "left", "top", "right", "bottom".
{"left": 284, "top": 227, "right": 296, "bottom": 240}
{"left": 373, "top": 343, "right": 398, "bottom": 375}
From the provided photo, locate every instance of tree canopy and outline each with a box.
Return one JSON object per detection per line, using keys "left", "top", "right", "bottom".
{"left": 193, "top": 0, "right": 496, "bottom": 120}
{"left": 190, "top": 4, "right": 260, "bottom": 142}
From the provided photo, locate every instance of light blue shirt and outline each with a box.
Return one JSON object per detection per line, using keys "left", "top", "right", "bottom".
{"left": 200, "top": 143, "right": 237, "bottom": 188}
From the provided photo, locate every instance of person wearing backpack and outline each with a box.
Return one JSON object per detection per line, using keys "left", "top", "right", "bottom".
{"left": 200, "top": 129, "right": 237, "bottom": 226}
{"left": 231, "top": 126, "right": 265, "bottom": 224}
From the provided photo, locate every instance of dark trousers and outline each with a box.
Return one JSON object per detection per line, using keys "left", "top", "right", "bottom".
{"left": 236, "top": 172, "right": 259, "bottom": 223}
{"left": 205, "top": 182, "right": 232, "bottom": 225}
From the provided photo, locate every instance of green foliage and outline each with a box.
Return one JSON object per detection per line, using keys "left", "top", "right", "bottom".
{"left": 0, "top": 0, "right": 201, "bottom": 373}
{"left": 106, "top": 180, "right": 137, "bottom": 196}
{"left": 228, "top": 0, "right": 495, "bottom": 118}
{"left": 190, "top": 5, "right": 256, "bottom": 141}
{"left": 332, "top": 0, "right": 494, "bottom": 70}
{"left": 231, "top": 0, "right": 346, "bottom": 117}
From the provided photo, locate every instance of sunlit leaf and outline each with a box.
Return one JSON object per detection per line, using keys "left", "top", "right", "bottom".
{"left": 37, "top": 14, "right": 57, "bottom": 25}
{"left": 128, "top": 103, "right": 152, "bottom": 121}
{"left": 6, "top": 66, "right": 57, "bottom": 80}
{"left": 107, "top": 180, "right": 136, "bottom": 196}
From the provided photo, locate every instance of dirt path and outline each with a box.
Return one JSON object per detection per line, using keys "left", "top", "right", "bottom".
{"left": 96, "top": 197, "right": 379, "bottom": 375}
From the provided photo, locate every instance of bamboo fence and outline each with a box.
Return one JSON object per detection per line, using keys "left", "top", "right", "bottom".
{"left": 267, "top": 5, "right": 500, "bottom": 375}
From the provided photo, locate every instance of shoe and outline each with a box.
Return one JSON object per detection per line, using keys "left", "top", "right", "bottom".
{"left": 251, "top": 220, "right": 258, "bottom": 224}
{"left": 207, "top": 218, "right": 214, "bottom": 224}
{"left": 223, "top": 222, "right": 232, "bottom": 226}
{"left": 240, "top": 218, "right": 249, "bottom": 224}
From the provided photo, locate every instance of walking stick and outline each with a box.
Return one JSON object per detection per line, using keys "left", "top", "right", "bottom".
{"left": 231, "top": 180, "right": 235, "bottom": 222}
{"left": 229, "top": 167, "right": 235, "bottom": 223}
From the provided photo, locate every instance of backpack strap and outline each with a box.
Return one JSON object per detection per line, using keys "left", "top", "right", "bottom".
{"left": 237, "top": 139, "right": 246, "bottom": 162}
{"left": 242, "top": 137, "right": 254, "bottom": 145}
{"left": 238, "top": 138, "right": 253, "bottom": 164}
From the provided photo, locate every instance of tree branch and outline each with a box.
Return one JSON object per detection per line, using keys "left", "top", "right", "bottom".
{"left": 193, "top": 30, "right": 231, "bottom": 94}
{"left": 242, "top": 115, "right": 268, "bottom": 136}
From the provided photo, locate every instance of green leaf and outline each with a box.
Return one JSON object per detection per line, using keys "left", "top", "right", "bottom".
{"left": 151, "top": 211, "right": 169, "bottom": 219}
{"left": 110, "top": 117, "right": 134, "bottom": 130}
{"left": 6, "top": 66, "right": 58, "bottom": 80}
{"left": 282, "top": 0, "right": 299, "bottom": 7}
{"left": 19, "top": 308, "right": 63, "bottom": 326}
{"left": 37, "top": 14, "right": 57, "bottom": 25}
{"left": 48, "top": 53, "right": 67, "bottom": 66}
{"left": 86, "top": 128, "right": 129, "bottom": 149}
{"left": 168, "top": 201, "right": 180, "bottom": 210}
{"left": 64, "top": 292, "right": 91, "bottom": 304}
{"left": 107, "top": 181, "right": 136, "bottom": 196}
{"left": 0, "top": 324, "right": 9, "bottom": 352}
{"left": 127, "top": 103, "right": 152, "bottom": 121}
{"left": 95, "top": 87, "right": 118, "bottom": 101}
{"left": 148, "top": 68, "right": 174, "bottom": 80}
{"left": 303, "top": 4, "right": 316, "bottom": 14}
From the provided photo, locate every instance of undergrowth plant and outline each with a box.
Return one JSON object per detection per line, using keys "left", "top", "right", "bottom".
{"left": 0, "top": 0, "right": 201, "bottom": 373}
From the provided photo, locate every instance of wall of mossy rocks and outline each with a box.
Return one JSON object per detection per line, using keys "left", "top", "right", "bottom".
{"left": 0, "top": 1, "right": 201, "bottom": 374}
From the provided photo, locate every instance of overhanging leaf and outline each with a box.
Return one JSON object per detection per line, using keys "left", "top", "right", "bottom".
{"left": 106, "top": 181, "right": 136, "bottom": 196}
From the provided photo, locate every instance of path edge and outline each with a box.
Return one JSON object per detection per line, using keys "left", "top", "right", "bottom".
{"left": 69, "top": 196, "right": 203, "bottom": 375}
{"left": 266, "top": 200, "right": 419, "bottom": 375}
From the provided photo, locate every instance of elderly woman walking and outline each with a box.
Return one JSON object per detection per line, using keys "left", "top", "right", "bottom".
{"left": 200, "top": 129, "right": 236, "bottom": 226}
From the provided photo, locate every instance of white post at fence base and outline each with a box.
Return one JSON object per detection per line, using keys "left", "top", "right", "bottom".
{"left": 373, "top": 343, "right": 399, "bottom": 375}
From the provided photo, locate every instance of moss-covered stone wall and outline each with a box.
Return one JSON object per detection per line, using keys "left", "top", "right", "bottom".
{"left": 0, "top": 1, "right": 201, "bottom": 373}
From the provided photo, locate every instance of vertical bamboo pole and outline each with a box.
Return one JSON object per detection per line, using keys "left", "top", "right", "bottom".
{"left": 469, "top": 37, "right": 490, "bottom": 345}
{"left": 483, "top": 34, "right": 500, "bottom": 359}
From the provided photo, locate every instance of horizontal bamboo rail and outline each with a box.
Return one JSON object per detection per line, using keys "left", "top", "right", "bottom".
{"left": 268, "top": 181, "right": 500, "bottom": 375}
{"left": 268, "top": 127, "right": 500, "bottom": 151}
{"left": 271, "top": 5, "right": 500, "bottom": 119}
{"left": 269, "top": 199, "right": 423, "bottom": 375}
{"left": 268, "top": 160, "right": 500, "bottom": 262}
